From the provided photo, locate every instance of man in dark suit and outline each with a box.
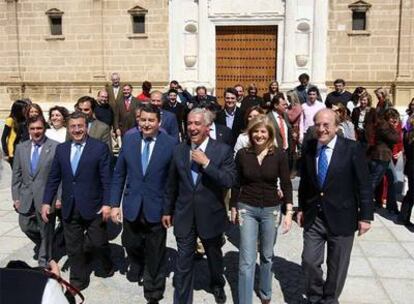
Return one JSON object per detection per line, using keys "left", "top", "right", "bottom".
{"left": 95, "top": 90, "right": 114, "bottom": 127}
{"left": 163, "top": 108, "right": 236, "bottom": 304}
{"left": 216, "top": 88, "right": 244, "bottom": 146}
{"left": 114, "top": 83, "right": 140, "bottom": 136}
{"left": 75, "top": 96, "right": 111, "bottom": 150}
{"left": 111, "top": 104, "right": 177, "bottom": 304}
{"left": 267, "top": 93, "right": 293, "bottom": 168}
{"left": 189, "top": 86, "right": 221, "bottom": 112}
{"left": 151, "top": 90, "right": 180, "bottom": 141}
{"left": 42, "top": 111, "right": 113, "bottom": 290}
{"left": 297, "top": 109, "right": 373, "bottom": 304}
{"left": 105, "top": 72, "right": 123, "bottom": 109}
{"left": 163, "top": 88, "right": 187, "bottom": 141}
{"left": 12, "top": 116, "right": 59, "bottom": 267}
{"left": 162, "top": 80, "right": 193, "bottom": 105}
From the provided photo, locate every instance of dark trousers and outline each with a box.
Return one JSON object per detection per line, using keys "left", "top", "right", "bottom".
{"left": 122, "top": 217, "right": 167, "bottom": 302}
{"left": 400, "top": 161, "right": 414, "bottom": 223}
{"left": 63, "top": 209, "right": 112, "bottom": 290}
{"left": 174, "top": 227, "right": 225, "bottom": 304}
{"left": 302, "top": 216, "right": 354, "bottom": 304}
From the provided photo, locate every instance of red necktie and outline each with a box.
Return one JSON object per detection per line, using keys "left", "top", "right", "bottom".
{"left": 124, "top": 98, "right": 131, "bottom": 111}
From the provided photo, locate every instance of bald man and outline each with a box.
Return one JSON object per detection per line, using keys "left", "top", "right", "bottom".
{"left": 297, "top": 109, "right": 373, "bottom": 304}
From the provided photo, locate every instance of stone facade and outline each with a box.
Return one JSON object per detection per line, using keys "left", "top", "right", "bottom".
{"left": 327, "top": 0, "right": 414, "bottom": 107}
{"left": 0, "top": 0, "right": 169, "bottom": 116}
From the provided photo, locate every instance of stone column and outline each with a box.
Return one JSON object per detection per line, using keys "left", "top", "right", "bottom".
{"left": 396, "top": 0, "right": 413, "bottom": 80}
{"left": 282, "top": 0, "right": 297, "bottom": 86}
{"left": 311, "top": 0, "right": 328, "bottom": 88}
{"left": 6, "top": 0, "right": 21, "bottom": 81}
{"left": 93, "top": 0, "right": 105, "bottom": 80}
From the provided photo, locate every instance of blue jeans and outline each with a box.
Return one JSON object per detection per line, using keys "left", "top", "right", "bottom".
{"left": 237, "top": 202, "right": 281, "bottom": 304}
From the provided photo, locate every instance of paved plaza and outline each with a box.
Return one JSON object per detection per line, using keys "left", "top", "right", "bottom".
{"left": 1, "top": 159, "right": 414, "bottom": 303}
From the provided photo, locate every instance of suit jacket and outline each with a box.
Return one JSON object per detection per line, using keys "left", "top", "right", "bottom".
{"left": 267, "top": 111, "right": 293, "bottom": 151}
{"left": 161, "top": 110, "right": 180, "bottom": 140}
{"left": 262, "top": 92, "right": 276, "bottom": 112}
{"left": 240, "top": 96, "right": 264, "bottom": 113}
{"left": 351, "top": 107, "right": 377, "bottom": 143}
{"left": 105, "top": 83, "right": 123, "bottom": 109}
{"left": 163, "top": 102, "right": 187, "bottom": 140}
{"left": 165, "top": 139, "right": 236, "bottom": 239}
{"left": 43, "top": 137, "right": 111, "bottom": 220}
{"left": 111, "top": 131, "right": 177, "bottom": 223}
{"left": 214, "top": 123, "right": 234, "bottom": 147}
{"left": 89, "top": 119, "right": 111, "bottom": 151}
{"left": 298, "top": 136, "right": 373, "bottom": 236}
{"left": 12, "top": 138, "right": 59, "bottom": 213}
{"left": 113, "top": 96, "right": 140, "bottom": 135}
{"left": 216, "top": 107, "right": 245, "bottom": 144}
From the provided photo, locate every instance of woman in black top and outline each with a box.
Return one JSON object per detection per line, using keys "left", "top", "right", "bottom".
{"left": 230, "top": 115, "right": 293, "bottom": 304}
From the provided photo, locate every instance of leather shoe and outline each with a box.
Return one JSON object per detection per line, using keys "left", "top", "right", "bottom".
{"left": 261, "top": 299, "right": 271, "bottom": 304}
{"left": 127, "top": 264, "right": 144, "bottom": 285}
{"left": 212, "top": 286, "right": 226, "bottom": 304}
{"left": 147, "top": 300, "right": 159, "bottom": 304}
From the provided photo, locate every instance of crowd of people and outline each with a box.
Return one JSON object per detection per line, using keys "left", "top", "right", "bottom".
{"left": 1, "top": 71, "right": 414, "bottom": 304}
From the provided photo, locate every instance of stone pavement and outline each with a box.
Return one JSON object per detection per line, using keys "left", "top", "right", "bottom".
{"left": 1, "top": 159, "right": 414, "bottom": 303}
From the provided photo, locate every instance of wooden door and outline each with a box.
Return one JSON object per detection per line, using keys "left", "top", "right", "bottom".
{"left": 215, "top": 25, "right": 278, "bottom": 105}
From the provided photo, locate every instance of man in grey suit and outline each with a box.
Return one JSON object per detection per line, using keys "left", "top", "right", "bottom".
{"left": 12, "top": 115, "right": 59, "bottom": 267}
{"left": 75, "top": 96, "right": 112, "bottom": 151}
{"left": 105, "top": 72, "right": 123, "bottom": 109}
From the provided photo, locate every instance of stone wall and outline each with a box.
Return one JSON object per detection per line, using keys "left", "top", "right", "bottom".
{"left": 0, "top": 0, "right": 169, "bottom": 116}
{"left": 327, "top": 0, "right": 414, "bottom": 106}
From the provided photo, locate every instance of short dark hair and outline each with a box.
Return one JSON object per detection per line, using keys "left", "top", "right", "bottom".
{"left": 140, "top": 104, "right": 161, "bottom": 121}
{"left": 195, "top": 86, "right": 207, "bottom": 94}
{"left": 67, "top": 111, "right": 88, "bottom": 124}
{"left": 270, "top": 92, "right": 286, "bottom": 108}
{"left": 168, "top": 88, "right": 178, "bottom": 95}
{"left": 307, "top": 86, "right": 319, "bottom": 95}
{"left": 142, "top": 81, "right": 152, "bottom": 92}
{"left": 298, "top": 73, "right": 310, "bottom": 82}
{"left": 334, "top": 79, "right": 346, "bottom": 86}
{"left": 170, "top": 80, "right": 179, "bottom": 86}
{"left": 76, "top": 96, "right": 96, "bottom": 111}
{"left": 27, "top": 115, "right": 46, "bottom": 128}
{"left": 383, "top": 108, "right": 400, "bottom": 121}
{"left": 224, "top": 87, "right": 238, "bottom": 97}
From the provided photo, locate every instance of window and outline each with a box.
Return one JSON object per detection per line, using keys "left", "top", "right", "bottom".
{"left": 348, "top": 1, "right": 371, "bottom": 35}
{"left": 128, "top": 5, "right": 148, "bottom": 38}
{"left": 352, "top": 11, "right": 366, "bottom": 31}
{"left": 132, "top": 15, "right": 145, "bottom": 34}
{"left": 50, "top": 16, "right": 62, "bottom": 35}
{"left": 45, "top": 8, "right": 64, "bottom": 38}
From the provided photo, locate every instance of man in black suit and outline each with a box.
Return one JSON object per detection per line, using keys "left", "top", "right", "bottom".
{"left": 163, "top": 107, "right": 236, "bottom": 304}
{"left": 297, "top": 109, "right": 373, "bottom": 304}
{"left": 163, "top": 88, "right": 187, "bottom": 141}
{"left": 216, "top": 88, "right": 244, "bottom": 146}
{"left": 190, "top": 86, "right": 221, "bottom": 112}
{"left": 267, "top": 93, "right": 293, "bottom": 168}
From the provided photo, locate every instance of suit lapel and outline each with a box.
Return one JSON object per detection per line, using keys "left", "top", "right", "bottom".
{"left": 307, "top": 140, "right": 319, "bottom": 188}
{"left": 183, "top": 143, "right": 194, "bottom": 186}
{"left": 32, "top": 139, "right": 50, "bottom": 178}
{"left": 23, "top": 141, "right": 31, "bottom": 175}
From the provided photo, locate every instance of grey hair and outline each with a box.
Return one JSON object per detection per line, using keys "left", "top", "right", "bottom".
{"left": 188, "top": 107, "right": 213, "bottom": 126}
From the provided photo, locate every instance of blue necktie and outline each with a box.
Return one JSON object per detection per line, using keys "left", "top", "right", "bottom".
{"left": 317, "top": 145, "right": 328, "bottom": 188}
{"left": 141, "top": 137, "right": 152, "bottom": 174}
{"left": 30, "top": 144, "right": 40, "bottom": 175}
{"left": 71, "top": 143, "right": 82, "bottom": 175}
{"left": 191, "top": 161, "right": 200, "bottom": 184}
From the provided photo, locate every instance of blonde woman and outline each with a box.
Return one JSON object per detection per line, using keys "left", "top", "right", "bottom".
{"left": 230, "top": 116, "right": 293, "bottom": 304}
